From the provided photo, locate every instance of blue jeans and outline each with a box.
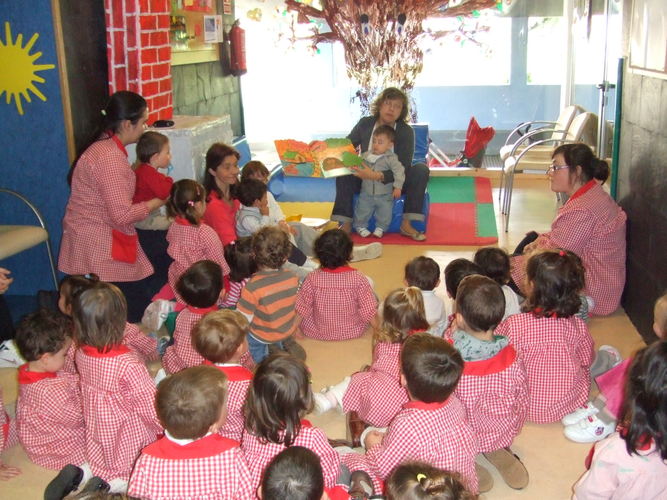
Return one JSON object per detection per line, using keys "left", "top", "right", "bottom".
{"left": 247, "top": 333, "right": 284, "bottom": 363}
{"left": 354, "top": 191, "right": 393, "bottom": 231}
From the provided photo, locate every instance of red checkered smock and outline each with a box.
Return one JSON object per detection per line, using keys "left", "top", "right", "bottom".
{"left": 63, "top": 341, "right": 78, "bottom": 375}
{"left": 342, "top": 398, "right": 479, "bottom": 494}
{"left": 241, "top": 419, "right": 341, "bottom": 491}
{"left": 76, "top": 344, "right": 162, "bottom": 481}
{"left": 496, "top": 312, "right": 594, "bottom": 423}
{"left": 162, "top": 306, "right": 217, "bottom": 374}
{"left": 206, "top": 363, "right": 253, "bottom": 443}
{"left": 58, "top": 135, "right": 153, "bottom": 282}
{"left": 449, "top": 343, "right": 529, "bottom": 452}
{"left": 128, "top": 433, "right": 253, "bottom": 500}
{"left": 296, "top": 267, "right": 377, "bottom": 341}
{"left": 16, "top": 365, "right": 86, "bottom": 469}
{"left": 123, "top": 322, "right": 158, "bottom": 363}
{"left": 510, "top": 180, "right": 626, "bottom": 316}
{"left": 342, "top": 342, "right": 409, "bottom": 427}
{"left": 167, "top": 217, "right": 230, "bottom": 299}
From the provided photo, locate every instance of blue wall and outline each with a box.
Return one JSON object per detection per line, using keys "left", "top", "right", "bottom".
{"left": 1, "top": 2, "right": 70, "bottom": 294}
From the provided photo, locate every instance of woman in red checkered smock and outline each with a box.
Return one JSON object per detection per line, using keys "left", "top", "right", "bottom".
{"left": 510, "top": 143, "right": 626, "bottom": 317}
{"left": 313, "top": 287, "right": 430, "bottom": 428}
{"left": 202, "top": 143, "right": 241, "bottom": 247}
{"left": 73, "top": 282, "right": 162, "bottom": 486}
{"left": 59, "top": 92, "right": 167, "bottom": 322}
{"left": 498, "top": 250, "right": 594, "bottom": 423}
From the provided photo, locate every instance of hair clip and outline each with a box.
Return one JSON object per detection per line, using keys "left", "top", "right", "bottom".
{"left": 559, "top": 250, "right": 565, "bottom": 256}
{"left": 101, "top": 109, "right": 107, "bottom": 116}
{"left": 416, "top": 473, "right": 427, "bottom": 482}
{"left": 187, "top": 200, "right": 195, "bottom": 207}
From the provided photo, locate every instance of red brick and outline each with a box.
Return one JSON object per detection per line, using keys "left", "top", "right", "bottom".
{"left": 157, "top": 46, "right": 171, "bottom": 63}
{"left": 112, "top": 3, "right": 124, "bottom": 28}
{"left": 115, "top": 67, "right": 128, "bottom": 91}
{"left": 157, "top": 14, "right": 170, "bottom": 29}
{"left": 141, "top": 64, "right": 152, "bottom": 81}
{"left": 139, "top": 14, "right": 156, "bottom": 30}
{"left": 155, "top": 93, "right": 168, "bottom": 110}
{"left": 126, "top": 18, "right": 137, "bottom": 48}
{"left": 127, "top": 49, "right": 139, "bottom": 81}
{"left": 141, "top": 32, "right": 150, "bottom": 47}
{"left": 151, "top": 31, "right": 168, "bottom": 46}
{"left": 159, "top": 78, "right": 171, "bottom": 93}
{"left": 129, "top": 80, "right": 140, "bottom": 93}
{"left": 152, "top": 62, "right": 169, "bottom": 79}
{"left": 113, "top": 31, "right": 126, "bottom": 60}
{"left": 151, "top": 0, "right": 168, "bottom": 13}
{"left": 143, "top": 80, "right": 159, "bottom": 97}
{"left": 142, "top": 48, "right": 157, "bottom": 64}
{"left": 139, "top": 0, "right": 150, "bottom": 12}
{"left": 125, "top": 0, "right": 136, "bottom": 14}
{"left": 105, "top": 12, "right": 111, "bottom": 29}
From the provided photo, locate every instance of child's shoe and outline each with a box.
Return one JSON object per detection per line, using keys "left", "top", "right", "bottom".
{"left": 356, "top": 227, "right": 371, "bottom": 237}
{"left": 561, "top": 402, "right": 599, "bottom": 426}
{"left": 347, "top": 411, "right": 370, "bottom": 448}
{"left": 78, "top": 476, "right": 111, "bottom": 495}
{"left": 590, "top": 345, "right": 623, "bottom": 378}
{"left": 475, "top": 461, "right": 494, "bottom": 493}
{"left": 483, "top": 447, "right": 529, "bottom": 490}
{"left": 313, "top": 390, "right": 336, "bottom": 415}
{"left": 0, "top": 340, "right": 26, "bottom": 368}
{"left": 349, "top": 470, "right": 375, "bottom": 499}
{"left": 44, "top": 464, "right": 84, "bottom": 500}
{"left": 350, "top": 242, "right": 382, "bottom": 262}
{"left": 564, "top": 415, "right": 616, "bottom": 443}
{"left": 372, "top": 227, "right": 384, "bottom": 238}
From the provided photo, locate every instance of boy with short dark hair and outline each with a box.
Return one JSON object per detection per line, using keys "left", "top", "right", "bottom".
{"left": 404, "top": 256, "right": 447, "bottom": 335}
{"left": 236, "top": 178, "right": 271, "bottom": 238}
{"left": 128, "top": 365, "right": 253, "bottom": 499}
{"left": 193, "top": 309, "right": 253, "bottom": 442}
{"left": 473, "top": 247, "right": 522, "bottom": 319}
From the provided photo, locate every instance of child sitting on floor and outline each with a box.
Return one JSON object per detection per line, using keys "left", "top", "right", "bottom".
{"left": 572, "top": 340, "right": 667, "bottom": 498}
{"left": 313, "top": 288, "right": 430, "bottom": 440}
{"left": 128, "top": 366, "right": 253, "bottom": 499}
{"left": 495, "top": 249, "right": 594, "bottom": 423}
{"left": 161, "top": 260, "right": 223, "bottom": 375}
{"left": 220, "top": 237, "right": 256, "bottom": 309}
{"left": 473, "top": 247, "right": 522, "bottom": 320}
{"left": 241, "top": 353, "right": 341, "bottom": 491}
{"left": 192, "top": 309, "right": 253, "bottom": 442}
{"left": 14, "top": 310, "right": 85, "bottom": 471}
{"left": 386, "top": 461, "right": 476, "bottom": 500}
{"left": 341, "top": 333, "right": 479, "bottom": 494}
{"left": 445, "top": 275, "right": 529, "bottom": 491}
{"left": 443, "top": 258, "right": 483, "bottom": 322}
{"left": 296, "top": 229, "right": 377, "bottom": 341}
{"left": 404, "top": 256, "right": 447, "bottom": 336}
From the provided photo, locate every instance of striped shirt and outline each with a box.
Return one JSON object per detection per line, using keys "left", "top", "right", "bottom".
{"left": 237, "top": 268, "right": 299, "bottom": 342}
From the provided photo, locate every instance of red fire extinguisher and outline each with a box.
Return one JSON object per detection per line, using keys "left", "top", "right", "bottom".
{"left": 229, "top": 20, "right": 247, "bottom": 76}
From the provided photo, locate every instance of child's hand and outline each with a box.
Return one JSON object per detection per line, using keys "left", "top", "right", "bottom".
{"left": 259, "top": 199, "right": 270, "bottom": 216}
{"left": 392, "top": 188, "right": 401, "bottom": 199}
{"left": 364, "top": 430, "right": 384, "bottom": 449}
{"left": 0, "top": 463, "right": 21, "bottom": 480}
{"left": 0, "top": 268, "right": 13, "bottom": 294}
{"left": 278, "top": 220, "right": 291, "bottom": 234}
{"left": 146, "top": 197, "right": 167, "bottom": 211}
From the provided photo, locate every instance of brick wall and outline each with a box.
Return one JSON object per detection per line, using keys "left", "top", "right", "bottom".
{"left": 105, "top": 0, "right": 172, "bottom": 122}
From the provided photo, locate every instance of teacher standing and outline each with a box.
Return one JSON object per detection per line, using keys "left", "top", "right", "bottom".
{"left": 333, "top": 88, "right": 430, "bottom": 241}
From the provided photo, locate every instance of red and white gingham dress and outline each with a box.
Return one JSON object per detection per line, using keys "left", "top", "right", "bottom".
{"left": 342, "top": 342, "right": 408, "bottom": 427}
{"left": 342, "top": 398, "right": 479, "bottom": 494}
{"left": 167, "top": 217, "right": 230, "bottom": 299}
{"left": 207, "top": 363, "right": 253, "bottom": 443}
{"left": 16, "top": 366, "right": 86, "bottom": 469}
{"left": 510, "top": 180, "right": 626, "bottom": 316}
{"left": 58, "top": 135, "right": 153, "bottom": 282}
{"left": 77, "top": 344, "right": 162, "bottom": 481}
{"left": 496, "top": 312, "right": 594, "bottom": 423}
{"left": 63, "top": 341, "right": 78, "bottom": 375}
{"left": 128, "top": 433, "right": 253, "bottom": 499}
{"left": 162, "top": 306, "right": 217, "bottom": 374}
{"left": 241, "top": 419, "right": 341, "bottom": 491}
{"left": 123, "top": 322, "right": 158, "bottom": 363}
{"left": 449, "top": 343, "right": 529, "bottom": 453}
{"left": 296, "top": 267, "right": 377, "bottom": 341}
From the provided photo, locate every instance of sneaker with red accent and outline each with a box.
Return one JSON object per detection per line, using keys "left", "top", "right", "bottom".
{"left": 561, "top": 402, "right": 599, "bottom": 426}
{"left": 564, "top": 415, "right": 616, "bottom": 443}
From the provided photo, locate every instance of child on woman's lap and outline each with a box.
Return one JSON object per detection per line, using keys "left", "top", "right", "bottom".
{"left": 296, "top": 229, "right": 377, "bottom": 341}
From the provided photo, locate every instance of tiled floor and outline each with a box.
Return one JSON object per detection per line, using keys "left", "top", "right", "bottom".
{"left": 0, "top": 175, "right": 644, "bottom": 499}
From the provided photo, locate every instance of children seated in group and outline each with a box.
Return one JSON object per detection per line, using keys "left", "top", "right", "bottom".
{"left": 445, "top": 275, "right": 529, "bottom": 491}
{"left": 237, "top": 226, "right": 301, "bottom": 363}
{"left": 241, "top": 353, "right": 341, "bottom": 491}
{"left": 314, "top": 288, "right": 430, "bottom": 434}
{"left": 572, "top": 340, "right": 667, "bottom": 498}
{"left": 72, "top": 281, "right": 162, "bottom": 491}
{"left": 296, "top": 229, "right": 377, "bottom": 341}
{"left": 404, "top": 256, "right": 447, "bottom": 335}
{"left": 473, "top": 247, "right": 522, "bottom": 319}
{"left": 161, "top": 260, "right": 224, "bottom": 375}
{"left": 14, "top": 310, "right": 85, "bottom": 470}
{"left": 341, "top": 333, "right": 479, "bottom": 494}
{"left": 165, "top": 178, "right": 230, "bottom": 302}
{"left": 220, "top": 237, "right": 256, "bottom": 308}
{"left": 385, "top": 461, "right": 476, "bottom": 500}
{"left": 128, "top": 365, "right": 253, "bottom": 499}
{"left": 192, "top": 309, "right": 253, "bottom": 442}
{"left": 495, "top": 249, "right": 594, "bottom": 423}
{"left": 354, "top": 125, "right": 405, "bottom": 239}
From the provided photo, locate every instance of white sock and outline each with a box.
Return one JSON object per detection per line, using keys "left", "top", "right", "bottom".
{"left": 79, "top": 462, "right": 93, "bottom": 487}
{"left": 327, "top": 376, "right": 351, "bottom": 409}
{"left": 108, "top": 478, "right": 129, "bottom": 494}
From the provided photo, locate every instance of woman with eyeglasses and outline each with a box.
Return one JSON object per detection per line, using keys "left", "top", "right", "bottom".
{"left": 509, "top": 143, "right": 627, "bottom": 316}
{"left": 59, "top": 91, "right": 167, "bottom": 322}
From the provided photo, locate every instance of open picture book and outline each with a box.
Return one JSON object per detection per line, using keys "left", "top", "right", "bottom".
{"left": 274, "top": 138, "right": 364, "bottom": 177}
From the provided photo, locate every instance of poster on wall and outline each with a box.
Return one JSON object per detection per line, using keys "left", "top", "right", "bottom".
{"left": 223, "top": 0, "right": 232, "bottom": 15}
{"left": 629, "top": 0, "right": 667, "bottom": 78}
{"left": 204, "top": 15, "right": 223, "bottom": 43}
{"left": 183, "top": 0, "right": 214, "bottom": 13}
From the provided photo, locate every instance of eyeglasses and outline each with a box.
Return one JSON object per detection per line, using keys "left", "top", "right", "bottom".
{"left": 547, "top": 163, "right": 569, "bottom": 174}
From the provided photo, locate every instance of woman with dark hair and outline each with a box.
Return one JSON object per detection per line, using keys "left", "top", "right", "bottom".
{"left": 510, "top": 143, "right": 627, "bottom": 316}
{"left": 202, "top": 142, "right": 241, "bottom": 246}
{"left": 58, "top": 91, "right": 165, "bottom": 322}
{"left": 332, "top": 87, "right": 430, "bottom": 241}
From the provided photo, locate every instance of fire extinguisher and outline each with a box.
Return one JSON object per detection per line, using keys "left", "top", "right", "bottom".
{"left": 229, "top": 20, "right": 247, "bottom": 76}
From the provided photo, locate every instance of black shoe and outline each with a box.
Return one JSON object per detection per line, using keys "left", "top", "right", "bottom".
{"left": 44, "top": 464, "right": 84, "bottom": 500}
{"left": 349, "top": 470, "right": 374, "bottom": 499}
{"left": 78, "top": 476, "right": 110, "bottom": 495}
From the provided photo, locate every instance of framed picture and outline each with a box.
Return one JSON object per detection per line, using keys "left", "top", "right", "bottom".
{"left": 629, "top": 0, "right": 667, "bottom": 79}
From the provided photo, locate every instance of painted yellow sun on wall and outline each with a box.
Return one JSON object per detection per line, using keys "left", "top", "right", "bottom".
{"left": 0, "top": 21, "right": 55, "bottom": 115}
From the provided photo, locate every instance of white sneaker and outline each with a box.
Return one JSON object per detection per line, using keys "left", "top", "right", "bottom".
{"left": 0, "top": 340, "right": 26, "bottom": 368}
{"left": 350, "top": 242, "right": 382, "bottom": 262}
{"left": 141, "top": 299, "right": 175, "bottom": 332}
{"left": 598, "top": 345, "right": 622, "bottom": 368}
{"left": 356, "top": 227, "right": 371, "bottom": 238}
{"left": 372, "top": 227, "right": 384, "bottom": 238}
{"left": 312, "top": 391, "right": 334, "bottom": 415}
{"left": 561, "top": 402, "right": 599, "bottom": 426}
{"left": 564, "top": 415, "right": 615, "bottom": 443}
